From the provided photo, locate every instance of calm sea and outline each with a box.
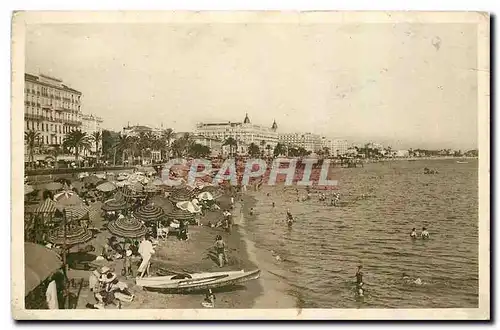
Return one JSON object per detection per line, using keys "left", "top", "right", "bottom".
{"left": 247, "top": 159, "right": 479, "bottom": 308}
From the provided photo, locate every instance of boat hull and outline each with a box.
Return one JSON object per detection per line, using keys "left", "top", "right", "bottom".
{"left": 137, "top": 269, "right": 261, "bottom": 293}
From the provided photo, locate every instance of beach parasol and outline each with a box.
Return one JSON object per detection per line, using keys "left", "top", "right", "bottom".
{"left": 149, "top": 196, "right": 174, "bottom": 214}
{"left": 168, "top": 188, "right": 195, "bottom": 203}
{"left": 54, "top": 191, "right": 83, "bottom": 210}
{"left": 24, "top": 242, "right": 62, "bottom": 295}
{"left": 108, "top": 216, "right": 147, "bottom": 239}
{"left": 24, "top": 184, "right": 34, "bottom": 195}
{"left": 47, "top": 225, "right": 93, "bottom": 246}
{"left": 115, "top": 180, "right": 130, "bottom": 187}
{"left": 64, "top": 205, "right": 91, "bottom": 222}
{"left": 134, "top": 204, "right": 165, "bottom": 222}
{"left": 95, "top": 173, "right": 106, "bottom": 179}
{"left": 71, "top": 181, "right": 84, "bottom": 191}
{"left": 166, "top": 208, "right": 195, "bottom": 222}
{"left": 96, "top": 181, "right": 117, "bottom": 192}
{"left": 83, "top": 175, "right": 100, "bottom": 185}
{"left": 34, "top": 198, "right": 58, "bottom": 214}
{"left": 143, "top": 182, "right": 160, "bottom": 193}
{"left": 151, "top": 178, "right": 165, "bottom": 186}
{"left": 102, "top": 198, "right": 131, "bottom": 212}
{"left": 45, "top": 182, "right": 63, "bottom": 191}
{"left": 197, "top": 191, "right": 214, "bottom": 201}
{"left": 176, "top": 200, "right": 202, "bottom": 214}
{"left": 128, "top": 181, "right": 144, "bottom": 193}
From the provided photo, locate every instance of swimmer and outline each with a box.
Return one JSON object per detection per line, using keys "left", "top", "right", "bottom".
{"left": 410, "top": 228, "right": 417, "bottom": 239}
{"left": 272, "top": 202, "right": 275, "bottom": 208}
{"left": 421, "top": 227, "right": 430, "bottom": 239}
{"left": 355, "top": 265, "right": 363, "bottom": 286}
{"left": 402, "top": 273, "right": 423, "bottom": 285}
{"left": 249, "top": 208, "right": 254, "bottom": 216}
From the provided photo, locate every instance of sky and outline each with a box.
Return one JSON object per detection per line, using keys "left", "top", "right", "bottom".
{"left": 25, "top": 22, "right": 479, "bottom": 150}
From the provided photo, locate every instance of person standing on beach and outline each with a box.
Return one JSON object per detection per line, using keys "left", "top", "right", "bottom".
{"left": 214, "top": 235, "right": 228, "bottom": 268}
{"left": 138, "top": 234, "right": 155, "bottom": 278}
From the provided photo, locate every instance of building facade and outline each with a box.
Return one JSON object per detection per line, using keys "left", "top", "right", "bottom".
{"left": 278, "top": 132, "right": 322, "bottom": 152}
{"left": 24, "top": 73, "right": 83, "bottom": 152}
{"left": 196, "top": 114, "right": 279, "bottom": 150}
{"left": 193, "top": 135, "right": 223, "bottom": 157}
{"left": 80, "top": 114, "right": 103, "bottom": 153}
{"left": 332, "top": 139, "right": 349, "bottom": 157}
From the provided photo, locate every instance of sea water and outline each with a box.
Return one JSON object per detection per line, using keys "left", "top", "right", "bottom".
{"left": 246, "top": 159, "right": 479, "bottom": 308}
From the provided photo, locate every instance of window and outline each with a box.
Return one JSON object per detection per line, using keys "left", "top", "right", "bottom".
{"left": 50, "top": 124, "right": 53, "bottom": 132}
{"left": 26, "top": 121, "right": 29, "bottom": 130}
{"left": 46, "top": 136, "right": 49, "bottom": 144}
{"left": 36, "top": 123, "right": 39, "bottom": 130}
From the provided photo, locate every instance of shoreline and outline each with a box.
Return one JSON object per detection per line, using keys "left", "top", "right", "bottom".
{"left": 237, "top": 192, "right": 297, "bottom": 309}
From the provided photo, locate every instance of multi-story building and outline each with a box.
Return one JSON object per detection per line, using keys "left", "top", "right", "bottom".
{"left": 80, "top": 114, "right": 103, "bottom": 153}
{"left": 278, "top": 132, "right": 321, "bottom": 152}
{"left": 196, "top": 114, "right": 279, "bottom": 151}
{"left": 24, "top": 73, "right": 83, "bottom": 157}
{"left": 332, "top": 139, "right": 349, "bottom": 157}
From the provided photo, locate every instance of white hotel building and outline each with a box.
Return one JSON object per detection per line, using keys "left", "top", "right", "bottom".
{"left": 195, "top": 114, "right": 279, "bottom": 151}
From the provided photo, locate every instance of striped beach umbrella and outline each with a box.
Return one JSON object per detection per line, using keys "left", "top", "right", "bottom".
{"left": 102, "top": 198, "right": 131, "bottom": 212}
{"left": 47, "top": 225, "right": 93, "bottom": 246}
{"left": 64, "top": 205, "right": 91, "bottom": 222}
{"left": 166, "top": 207, "right": 195, "bottom": 222}
{"left": 149, "top": 196, "right": 174, "bottom": 214}
{"left": 96, "top": 181, "right": 117, "bottom": 192}
{"left": 108, "top": 217, "right": 147, "bottom": 239}
{"left": 44, "top": 182, "right": 63, "bottom": 191}
{"left": 34, "top": 198, "right": 58, "bottom": 214}
{"left": 134, "top": 204, "right": 165, "bottom": 222}
{"left": 168, "top": 188, "right": 195, "bottom": 203}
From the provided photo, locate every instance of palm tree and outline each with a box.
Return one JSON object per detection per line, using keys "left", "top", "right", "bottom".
{"left": 63, "top": 130, "right": 91, "bottom": 166}
{"left": 161, "top": 128, "right": 174, "bottom": 161}
{"left": 273, "top": 143, "right": 287, "bottom": 157}
{"left": 91, "top": 131, "right": 102, "bottom": 165}
{"left": 259, "top": 140, "right": 266, "bottom": 157}
{"left": 266, "top": 144, "right": 272, "bottom": 157}
{"left": 49, "top": 145, "right": 62, "bottom": 169}
{"left": 116, "top": 135, "right": 131, "bottom": 165}
{"left": 248, "top": 143, "right": 260, "bottom": 158}
{"left": 24, "top": 130, "right": 40, "bottom": 169}
{"left": 223, "top": 137, "right": 238, "bottom": 157}
{"left": 171, "top": 133, "right": 193, "bottom": 158}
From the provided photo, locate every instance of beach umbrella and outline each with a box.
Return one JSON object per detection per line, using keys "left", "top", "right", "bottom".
{"left": 151, "top": 178, "right": 165, "bottom": 186}
{"left": 83, "top": 175, "right": 100, "bottom": 185}
{"left": 108, "top": 216, "right": 147, "bottom": 239}
{"left": 54, "top": 191, "right": 83, "bottom": 210}
{"left": 166, "top": 208, "right": 195, "bottom": 222}
{"left": 115, "top": 180, "right": 130, "bottom": 187}
{"left": 149, "top": 196, "right": 174, "bottom": 214}
{"left": 128, "top": 181, "right": 144, "bottom": 193}
{"left": 45, "top": 182, "right": 63, "bottom": 191}
{"left": 71, "top": 181, "right": 84, "bottom": 191}
{"left": 64, "top": 205, "right": 91, "bottom": 222}
{"left": 134, "top": 204, "right": 165, "bottom": 222}
{"left": 34, "top": 198, "right": 58, "bottom": 214}
{"left": 102, "top": 198, "right": 131, "bottom": 212}
{"left": 24, "top": 243, "right": 62, "bottom": 295}
{"left": 47, "top": 225, "right": 93, "bottom": 246}
{"left": 117, "top": 175, "right": 128, "bottom": 181}
{"left": 168, "top": 188, "right": 195, "bottom": 203}
{"left": 197, "top": 191, "right": 214, "bottom": 201}
{"left": 143, "top": 182, "right": 159, "bottom": 193}
{"left": 176, "top": 200, "right": 202, "bottom": 214}
{"left": 95, "top": 173, "right": 106, "bottom": 179}
{"left": 24, "top": 184, "right": 34, "bottom": 195}
{"left": 96, "top": 181, "right": 117, "bottom": 192}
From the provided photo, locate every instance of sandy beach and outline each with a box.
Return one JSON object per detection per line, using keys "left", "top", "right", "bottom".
{"left": 66, "top": 184, "right": 298, "bottom": 310}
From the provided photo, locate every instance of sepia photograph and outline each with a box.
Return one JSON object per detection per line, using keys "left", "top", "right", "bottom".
{"left": 11, "top": 11, "right": 490, "bottom": 320}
